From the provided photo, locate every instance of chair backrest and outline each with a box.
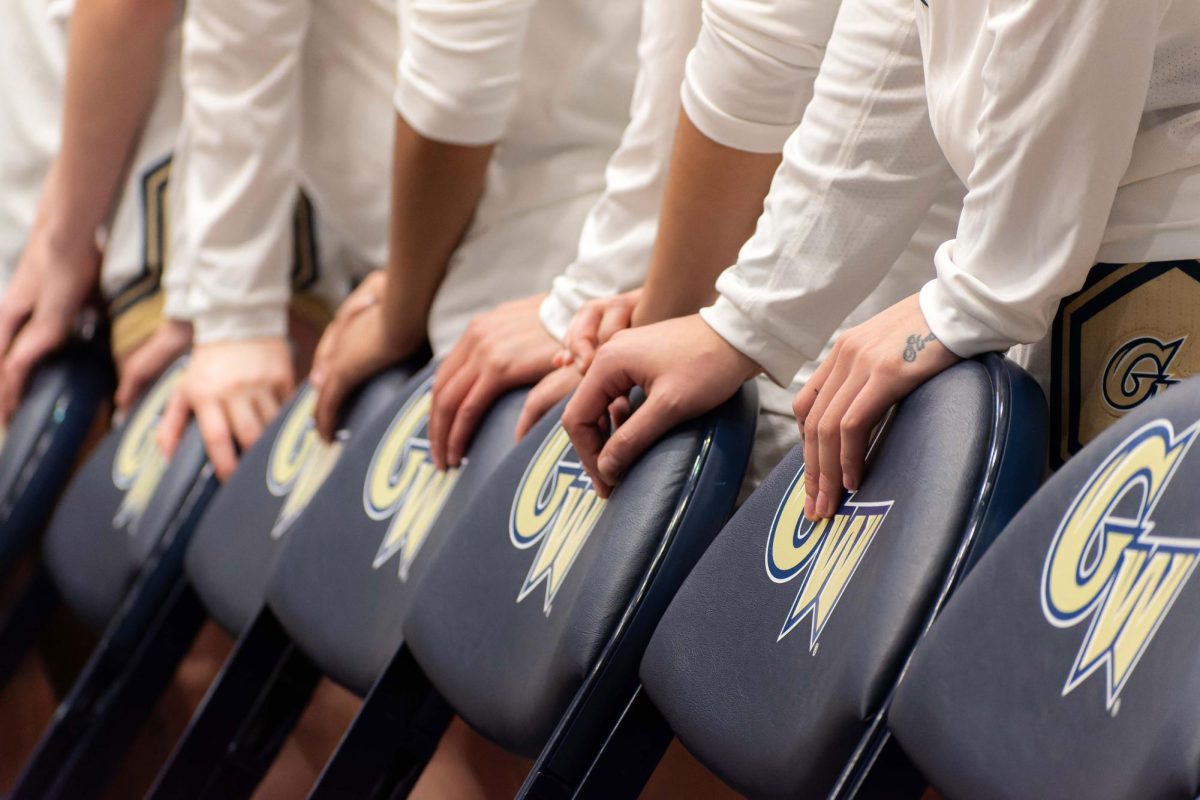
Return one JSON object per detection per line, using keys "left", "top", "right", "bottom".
{"left": 0, "top": 336, "right": 112, "bottom": 575}
{"left": 635, "top": 355, "right": 1045, "bottom": 798}
{"left": 400, "top": 384, "right": 757, "bottom": 758}
{"left": 41, "top": 359, "right": 209, "bottom": 632}
{"left": 183, "top": 365, "right": 417, "bottom": 636}
{"left": 264, "top": 363, "right": 525, "bottom": 695}
{"left": 889, "top": 376, "right": 1200, "bottom": 800}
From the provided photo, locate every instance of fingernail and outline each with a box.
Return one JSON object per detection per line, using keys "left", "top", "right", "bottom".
{"left": 816, "top": 490, "right": 829, "bottom": 518}
{"left": 804, "top": 495, "right": 817, "bottom": 521}
{"left": 598, "top": 454, "right": 618, "bottom": 483}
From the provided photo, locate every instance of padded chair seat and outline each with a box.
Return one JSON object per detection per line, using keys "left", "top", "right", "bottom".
{"left": 41, "top": 361, "right": 209, "bottom": 632}
{"left": 185, "top": 367, "right": 413, "bottom": 636}
{"left": 890, "top": 377, "right": 1200, "bottom": 800}
{"left": 266, "top": 365, "right": 526, "bottom": 695}
{"left": 0, "top": 337, "right": 112, "bottom": 574}
{"left": 637, "top": 357, "right": 1045, "bottom": 798}
{"left": 402, "top": 386, "right": 757, "bottom": 758}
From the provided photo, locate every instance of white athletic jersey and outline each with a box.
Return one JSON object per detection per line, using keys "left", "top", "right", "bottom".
{"left": 702, "top": 0, "right": 1200, "bottom": 385}
{"left": 0, "top": 0, "right": 68, "bottom": 287}
{"left": 165, "top": 0, "right": 397, "bottom": 345}
{"left": 402, "top": 0, "right": 641, "bottom": 355}
{"left": 539, "top": 0, "right": 961, "bottom": 418}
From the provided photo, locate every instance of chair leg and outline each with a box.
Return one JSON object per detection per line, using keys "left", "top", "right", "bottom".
{"left": 148, "top": 609, "right": 320, "bottom": 800}
{"left": 308, "top": 646, "right": 452, "bottom": 800}
{"left": 560, "top": 686, "right": 672, "bottom": 800}
{"left": 0, "top": 564, "right": 59, "bottom": 691}
{"left": 9, "top": 578, "right": 206, "bottom": 800}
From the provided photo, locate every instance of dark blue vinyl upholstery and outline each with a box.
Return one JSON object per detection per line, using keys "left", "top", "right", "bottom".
{"left": 40, "top": 359, "right": 210, "bottom": 632}
{"left": 184, "top": 366, "right": 416, "bottom": 637}
{"left": 635, "top": 356, "right": 1045, "bottom": 798}
{"left": 0, "top": 336, "right": 112, "bottom": 575}
{"left": 401, "top": 384, "right": 757, "bottom": 759}
{"left": 890, "top": 377, "right": 1200, "bottom": 800}
{"left": 265, "top": 363, "right": 524, "bottom": 695}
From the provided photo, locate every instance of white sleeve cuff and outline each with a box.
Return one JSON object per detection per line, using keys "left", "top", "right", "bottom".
{"left": 681, "top": 72, "right": 795, "bottom": 155}
{"left": 918, "top": 278, "right": 1015, "bottom": 359}
{"left": 192, "top": 305, "right": 289, "bottom": 346}
{"left": 700, "top": 295, "right": 807, "bottom": 387}
{"left": 538, "top": 289, "right": 577, "bottom": 345}
{"left": 393, "top": 82, "right": 507, "bottom": 147}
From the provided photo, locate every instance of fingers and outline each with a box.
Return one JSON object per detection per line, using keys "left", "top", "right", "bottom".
{"left": 193, "top": 398, "right": 239, "bottom": 482}
{"left": 810, "top": 372, "right": 868, "bottom": 519}
{"left": 565, "top": 303, "right": 604, "bottom": 372}
{"left": 516, "top": 368, "right": 579, "bottom": 440}
{"left": 839, "top": 380, "right": 888, "bottom": 493}
{"left": 314, "top": 367, "right": 351, "bottom": 444}
{"left": 800, "top": 351, "right": 849, "bottom": 521}
{"left": 0, "top": 314, "right": 71, "bottom": 422}
{"left": 156, "top": 388, "right": 191, "bottom": 461}
{"left": 0, "top": 303, "right": 31, "bottom": 365}
{"left": 563, "top": 368, "right": 636, "bottom": 498}
{"left": 115, "top": 329, "right": 190, "bottom": 411}
{"left": 226, "top": 393, "right": 266, "bottom": 453}
{"left": 596, "top": 302, "right": 633, "bottom": 347}
{"left": 593, "top": 390, "right": 687, "bottom": 493}
{"left": 445, "top": 373, "right": 501, "bottom": 467}
{"left": 428, "top": 362, "right": 476, "bottom": 469}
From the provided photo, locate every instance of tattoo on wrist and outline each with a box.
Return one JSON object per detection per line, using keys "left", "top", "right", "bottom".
{"left": 902, "top": 331, "right": 938, "bottom": 363}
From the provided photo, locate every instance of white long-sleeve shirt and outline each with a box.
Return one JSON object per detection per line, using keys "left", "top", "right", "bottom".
{"left": 397, "top": 0, "right": 640, "bottom": 354}
{"left": 541, "top": 0, "right": 960, "bottom": 408}
{"left": 703, "top": 0, "right": 1200, "bottom": 385}
{"left": 166, "top": 0, "right": 396, "bottom": 344}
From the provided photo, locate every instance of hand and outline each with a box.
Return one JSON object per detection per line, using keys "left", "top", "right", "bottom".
{"left": 793, "top": 293, "right": 960, "bottom": 521}
{"left": 157, "top": 337, "right": 295, "bottom": 481}
{"left": 311, "top": 273, "right": 421, "bottom": 441}
{"left": 429, "top": 294, "right": 558, "bottom": 469}
{"left": 562, "top": 314, "right": 759, "bottom": 498}
{"left": 516, "top": 365, "right": 582, "bottom": 441}
{"left": 557, "top": 289, "right": 642, "bottom": 373}
{"left": 114, "top": 319, "right": 193, "bottom": 412}
{"left": 0, "top": 223, "right": 100, "bottom": 423}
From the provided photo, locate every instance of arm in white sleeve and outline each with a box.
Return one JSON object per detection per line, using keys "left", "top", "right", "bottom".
{"left": 700, "top": 0, "right": 956, "bottom": 385}
{"left": 682, "top": 0, "right": 840, "bottom": 154}
{"left": 539, "top": 0, "right": 701, "bottom": 342}
{"left": 394, "top": 0, "right": 536, "bottom": 146}
{"left": 167, "top": 0, "right": 307, "bottom": 344}
{"left": 919, "top": 0, "right": 1169, "bottom": 357}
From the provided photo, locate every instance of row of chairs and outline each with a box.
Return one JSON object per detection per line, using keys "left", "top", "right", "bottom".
{"left": 0, "top": 333, "right": 1197, "bottom": 799}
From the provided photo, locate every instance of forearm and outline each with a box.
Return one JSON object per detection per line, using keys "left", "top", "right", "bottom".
{"left": 383, "top": 114, "right": 493, "bottom": 348}
{"left": 38, "top": 0, "right": 174, "bottom": 254}
{"left": 634, "top": 111, "right": 780, "bottom": 327}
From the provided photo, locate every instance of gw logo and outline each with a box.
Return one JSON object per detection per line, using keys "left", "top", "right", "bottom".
{"left": 266, "top": 387, "right": 343, "bottom": 539}
{"left": 766, "top": 471, "right": 892, "bottom": 649}
{"left": 112, "top": 364, "right": 183, "bottom": 532}
{"left": 364, "top": 380, "right": 459, "bottom": 580}
{"left": 1102, "top": 336, "right": 1184, "bottom": 412}
{"left": 1042, "top": 419, "right": 1200, "bottom": 710}
{"left": 510, "top": 425, "right": 605, "bottom": 614}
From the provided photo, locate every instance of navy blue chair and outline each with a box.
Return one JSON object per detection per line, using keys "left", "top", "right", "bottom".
{"left": 888, "top": 376, "right": 1200, "bottom": 800}
{"left": 147, "top": 362, "right": 488, "bottom": 799}
{"left": 569, "top": 355, "right": 1046, "bottom": 799}
{"left": 302, "top": 382, "right": 757, "bottom": 799}
{"left": 9, "top": 359, "right": 420, "bottom": 799}
{"left": 5, "top": 358, "right": 217, "bottom": 800}
{"left": 0, "top": 333, "right": 112, "bottom": 583}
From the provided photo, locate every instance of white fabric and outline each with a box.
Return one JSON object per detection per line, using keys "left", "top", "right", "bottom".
{"left": 0, "top": 0, "right": 68, "bottom": 288}
{"left": 167, "top": 0, "right": 396, "bottom": 344}
{"left": 703, "top": 0, "right": 1200, "bottom": 382}
{"left": 407, "top": 0, "right": 641, "bottom": 355}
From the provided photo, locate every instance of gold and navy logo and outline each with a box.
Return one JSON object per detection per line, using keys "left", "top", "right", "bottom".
{"left": 1102, "top": 337, "right": 1183, "bottom": 412}
{"left": 1051, "top": 260, "right": 1200, "bottom": 466}
{"left": 510, "top": 425, "right": 605, "bottom": 614}
{"left": 364, "top": 379, "right": 459, "bottom": 580}
{"left": 266, "top": 386, "right": 343, "bottom": 539}
{"left": 112, "top": 363, "right": 183, "bottom": 532}
{"left": 766, "top": 472, "right": 893, "bottom": 649}
{"left": 1041, "top": 419, "right": 1200, "bottom": 710}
